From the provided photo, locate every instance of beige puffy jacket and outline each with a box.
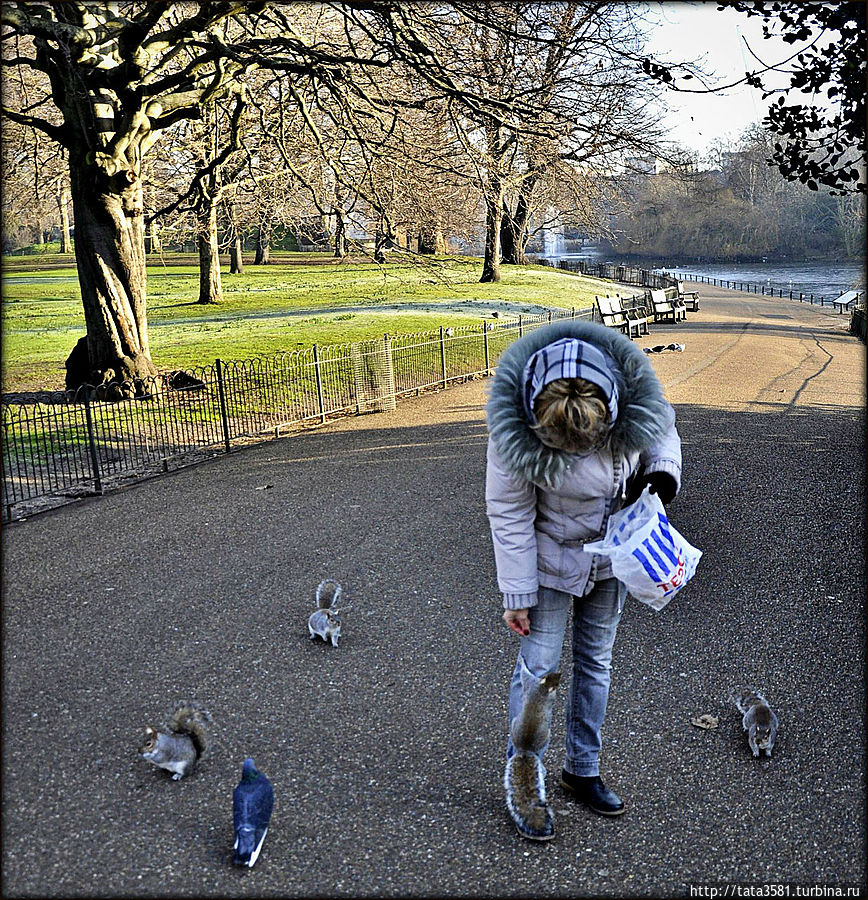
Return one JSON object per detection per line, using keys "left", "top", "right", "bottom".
{"left": 484, "top": 320, "right": 682, "bottom": 609}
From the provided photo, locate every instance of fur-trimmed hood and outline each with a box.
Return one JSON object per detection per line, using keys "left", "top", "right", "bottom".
{"left": 486, "top": 319, "right": 672, "bottom": 488}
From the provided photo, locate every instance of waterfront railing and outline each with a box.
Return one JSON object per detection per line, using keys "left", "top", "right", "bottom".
{"left": 538, "top": 258, "right": 679, "bottom": 292}
{"left": 656, "top": 271, "right": 864, "bottom": 309}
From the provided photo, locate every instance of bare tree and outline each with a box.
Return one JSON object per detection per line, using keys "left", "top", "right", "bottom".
{"left": 646, "top": 3, "right": 866, "bottom": 195}
{"left": 0, "top": 3, "right": 262, "bottom": 392}
{"left": 153, "top": 89, "right": 248, "bottom": 302}
{"left": 609, "top": 121, "right": 860, "bottom": 261}
{"left": 400, "top": 2, "right": 677, "bottom": 280}
{"left": 0, "top": 66, "right": 71, "bottom": 252}
{"left": 1, "top": 0, "right": 683, "bottom": 391}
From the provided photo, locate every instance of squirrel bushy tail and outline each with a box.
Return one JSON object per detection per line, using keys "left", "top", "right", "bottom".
{"left": 315, "top": 579, "right": 342, "bottom": 609}
{"left": 731, "top": 688, "right": 752, "bottom": 710}
{"left": 511, "top": 671, "right": 561, "bottom": 753}
{"left": 169, "top": 700, "right": 212, "bottom": 759}
{"left": 505, "top": 667, "right": 560, "bottom": 841}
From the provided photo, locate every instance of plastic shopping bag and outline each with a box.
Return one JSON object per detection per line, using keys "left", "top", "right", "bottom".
{"left": 583, "top": 486, "right": 702, "bottom": 611}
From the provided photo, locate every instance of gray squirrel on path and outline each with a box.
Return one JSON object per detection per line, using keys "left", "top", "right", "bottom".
{"left": 733, "top": 689, "right": 778, "bottom": 757}
{"left": 504, "top": 668, "right": 561, "bottom": 841}
{"left": 139, "top": 700, "right": 212, "bottom": 779}
{"left": 307, "top": 579, "right": 350, "bottom": 647}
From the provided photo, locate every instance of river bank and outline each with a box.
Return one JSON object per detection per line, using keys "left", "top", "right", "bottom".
{"left": 543, "top": 251, "right": 864, "bottom": 303}
{"left": 655, "top": 259, "right": 864, "bottom": 303}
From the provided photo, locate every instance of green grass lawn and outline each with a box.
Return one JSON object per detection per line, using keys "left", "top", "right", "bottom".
{"left": 1, "top": 253, "right": 615, "bottom": 392}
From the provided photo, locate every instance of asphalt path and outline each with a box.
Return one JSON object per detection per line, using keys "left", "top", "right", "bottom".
{"left": 2, "top": 284, "right": 865, "bottom": 898}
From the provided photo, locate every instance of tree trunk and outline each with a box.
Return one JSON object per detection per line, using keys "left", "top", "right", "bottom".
{"left": 509, "top": 205, "right": 532, "bottom": 265}
{"left": 418, "top": 224, "right": 447, "bottom": 255}
{"left": 480, "top": 192, "right": 503, "bottom": 283}
{"left": 373, "top": 233, "right": 387, "bottom": 264}
{"left": 145, "top": 218, "right": 162, "bottom": 254}
{"left": 57, "top": 184, "right": 71, "bottom": 254}
{"left": 418, "top": 229, "right": 435, "bottom": 255}
{"left": 373, "top": 220, "right": 389, "bottom": 264}
{"left": 226, "top": 201, "right": 244, "bottom": 273}
{"left": 500, "top": 204, "right": 521, "bottom": 266}
{"left": 197, "top": 200, "right": 223, "bottom": 304}
{"left": 254, "top": 223, "right": 271, "bottom": 264}
{"left": 502, "top": 174, "right": 537, "bottom": 265}
{"left": 65, "top": 158, "right": 157, "bottom": 396}
{"left": 230, "top": 234, "right": 244, "bottom": 274}
{"left": 333, "top": 209, "right": 348, "bottom": 257}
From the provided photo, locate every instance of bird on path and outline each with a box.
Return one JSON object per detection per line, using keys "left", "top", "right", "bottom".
{"left": 233, "top": 758, "right": 274, "bottom": 868}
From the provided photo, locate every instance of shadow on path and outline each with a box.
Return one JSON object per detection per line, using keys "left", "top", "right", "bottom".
{"left": 2, "top": 397, "right": 864, "bottom": 896}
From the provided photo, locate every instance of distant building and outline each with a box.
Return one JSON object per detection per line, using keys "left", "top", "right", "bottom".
{"left": 624, "top": 156, "right": 671, "bottom": 176}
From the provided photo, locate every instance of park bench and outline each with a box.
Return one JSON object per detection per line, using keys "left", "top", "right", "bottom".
{"left": 676, "top": 281, "right": 701, "bottom": 311}
{"left": 831, "top": 290, "right": 863, "bottom": 313}
{"left": 649, "top": 288, "right": 686, "bottom": 323}
{"left": 595, "top": 295, "right": 651, "bottom": 339}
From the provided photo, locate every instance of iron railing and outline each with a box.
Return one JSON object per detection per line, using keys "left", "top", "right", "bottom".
{"left": 538, "top": 258, "right": 679, "bottom": 292}
{"left": 661, "top": 272, "right": 863, "bottom": 308}
{"left": 2, "top": 307, "right": 594, "bottom": 520}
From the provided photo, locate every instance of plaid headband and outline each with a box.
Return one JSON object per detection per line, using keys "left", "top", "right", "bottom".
{"left": 522, "top": 338, "right": 619, "bottom": 425}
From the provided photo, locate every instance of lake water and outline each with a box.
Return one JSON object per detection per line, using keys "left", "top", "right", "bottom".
{"left": 543, "top": 246, "right": 864, "bottom": 303}
{"left": 652, "top": 260, "right": 864, "bottom": 304}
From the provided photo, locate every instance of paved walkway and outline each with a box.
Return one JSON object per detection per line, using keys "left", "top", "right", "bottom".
{"left": 2, "top": 284, "right": 865, "bottom": 897}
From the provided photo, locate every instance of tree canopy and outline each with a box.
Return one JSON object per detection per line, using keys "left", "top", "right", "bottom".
{"left": 729, "top": 1, "right": 866, "bottom": 194}
{"left": 646, "top": 2, "right": 866, "bottom": 195}
{"left": 2, "top": 1, "right": 680, "bottom": 392}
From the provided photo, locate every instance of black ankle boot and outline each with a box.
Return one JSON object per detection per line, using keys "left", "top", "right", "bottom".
{"left": 560, "top": 771, "right": 625, "bottom": 816}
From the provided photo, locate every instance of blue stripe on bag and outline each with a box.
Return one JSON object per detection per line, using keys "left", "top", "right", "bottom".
{"left": 632, "top": 545, "right": 664, "bottom": 582}
{"left": 612, "top": 503, "right": 643, "bottom": 547}
{"left": 640, "top": 535, "right": 670, "bottom": 574}
{"left": 650, "top": 525, "right": 680, "bottom": 567}
{"left": 656, "top": 512, "right": 675, "bottom": 547}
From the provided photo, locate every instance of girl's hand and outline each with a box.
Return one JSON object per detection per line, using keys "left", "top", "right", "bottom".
{"left": 503, "top": 608, "right": 531, "bottom": 637}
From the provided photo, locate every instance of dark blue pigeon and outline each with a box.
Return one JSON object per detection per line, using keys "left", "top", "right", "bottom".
{"left": 233, "top": 758, "right": 274, "bottom": 868}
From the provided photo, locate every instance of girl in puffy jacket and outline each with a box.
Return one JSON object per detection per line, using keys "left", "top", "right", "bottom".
{"left": 485, "top": 319, "right": 682, "bottom": 841}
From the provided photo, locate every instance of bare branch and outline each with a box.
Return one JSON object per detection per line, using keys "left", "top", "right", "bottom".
{"left": 0, "top": 103, "right": 66, "bottom": 143}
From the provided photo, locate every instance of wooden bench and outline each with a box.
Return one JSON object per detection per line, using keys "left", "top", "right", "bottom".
{"left": 676, "top": 281, "right": 701, "bottom": 311}
{"left": 596, "top": 295, "right": 651, "bottom": 339}
{"left": 649, "top": 288, "right": 686, "bottom": 323}
{"left": 832, "top": 290, "right": 862, "bottom": 313}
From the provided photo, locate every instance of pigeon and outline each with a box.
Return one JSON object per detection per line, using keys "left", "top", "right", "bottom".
{"left": 643, "top": 343, "right": 685, "bottom": 354}
{"left": 233, "top": 758, "right": 274, "bottom": 868}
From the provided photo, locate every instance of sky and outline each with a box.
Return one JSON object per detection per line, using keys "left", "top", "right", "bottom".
{"left": 641, "top": 1, "right": 808, "bottom": 158}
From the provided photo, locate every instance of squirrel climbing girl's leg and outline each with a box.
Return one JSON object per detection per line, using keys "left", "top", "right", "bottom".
{"left": 506, "top": 588, "right": 571, "bottom": 762}
{"left": 504, "top": 588, "right": 571, "bottom": 841}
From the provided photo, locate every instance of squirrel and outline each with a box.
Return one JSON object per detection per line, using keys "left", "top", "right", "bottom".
{"left": 139, "top": 700, "right": 212, "bottom": 780}
{"left": 504, "top": 668, "right": 561, "bottom": 841}
{"left": 733, "top": 689, "right": 778, "bottom": 758}
{"left": 307, "top": 579, "right": 350, "bottom": 647}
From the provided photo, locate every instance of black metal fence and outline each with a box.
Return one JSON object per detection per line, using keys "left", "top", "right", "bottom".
{"left": 2, "top": 307, "right": 594, "bottom": 520}
{"left": 662, "top": 271, "right": 863, "bottom": 309}
{"left": 539, "top": 257, "right": 680, "bottom": 292}
{"left": 543, "top": 257, "right": 866, "bottom": 312}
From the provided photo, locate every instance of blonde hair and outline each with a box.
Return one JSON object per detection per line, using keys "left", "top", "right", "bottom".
{"left": 532, "top": 377, "right": 610, "bottom": 453}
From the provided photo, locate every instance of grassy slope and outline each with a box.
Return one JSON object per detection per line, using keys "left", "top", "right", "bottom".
{"left": 1, "top": 254, "right": 616, "bottom": 392}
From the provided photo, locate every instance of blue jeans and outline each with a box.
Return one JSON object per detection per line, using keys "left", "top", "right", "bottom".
{"left": 507, "top": 579, "right": 626, "bottom": 777}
